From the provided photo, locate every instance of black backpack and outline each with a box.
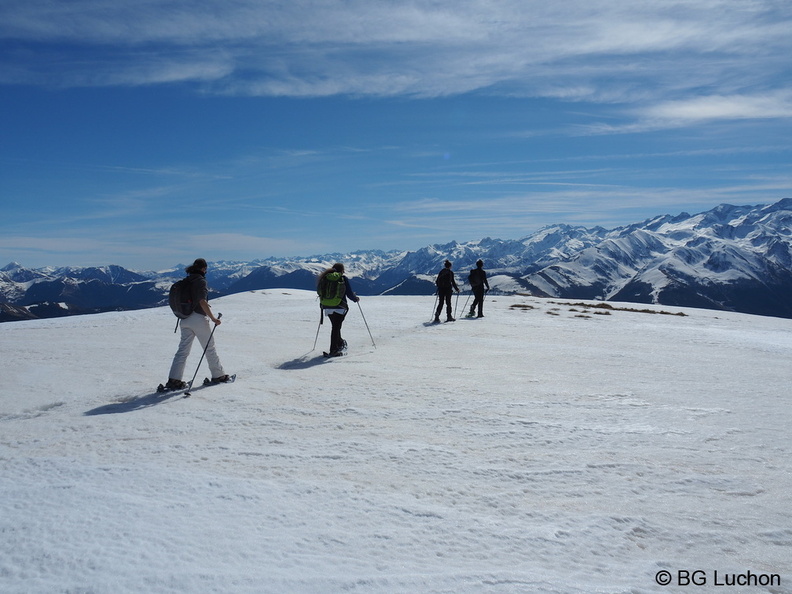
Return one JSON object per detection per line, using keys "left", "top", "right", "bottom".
{"left": 436, "top": 268, "right": 453, "bottom": 289}
{"left": 469, "top": 268, "right": 484, "bottom": 287}
{"left": 168, "top": 277, "right": 195, "bottom": 319}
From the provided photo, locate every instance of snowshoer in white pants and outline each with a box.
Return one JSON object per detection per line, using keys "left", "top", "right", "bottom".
{"left": 165, "top": 258, "right": 229, "bottom": 390}
{"left": 168, "top": 311, "right": 225, "bottom": 382}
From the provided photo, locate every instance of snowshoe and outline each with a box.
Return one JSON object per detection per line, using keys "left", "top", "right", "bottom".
{"left": 158, "top": 378, "right": 188, "bottom": 392}
{"left": 203, "top": 374, "right": 236, "bottom": 385}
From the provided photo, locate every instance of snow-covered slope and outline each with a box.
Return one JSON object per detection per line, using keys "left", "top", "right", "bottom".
{"left": 2, "top": 292, "right": 790, "bottom": 593}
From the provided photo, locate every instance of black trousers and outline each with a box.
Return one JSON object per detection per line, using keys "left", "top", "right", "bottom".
{"left": 470, "top": 286, "right": 486, "bottom": 316}
{"left": 328, "top": 311, "right": 347, "bottom": 353}
{"left": 435, "top": 289, "right": 454, "bottom": 319}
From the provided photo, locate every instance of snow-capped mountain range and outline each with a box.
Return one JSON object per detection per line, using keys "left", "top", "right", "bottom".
{"left": 2, "top": 198, "right": 791, "bottom": 322}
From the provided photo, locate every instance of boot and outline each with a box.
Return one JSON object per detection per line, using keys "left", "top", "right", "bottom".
{"left": 165, "top": 378, "right": 187, "bottom": 390}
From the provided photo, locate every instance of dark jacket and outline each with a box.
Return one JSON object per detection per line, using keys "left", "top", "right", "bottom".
{"left": 339, "top": 276, "right": 359, "bottom": 309}
{"left": 469, "top": 267, "right": 489, "bottom": 290}
{"left": 188, "top": 272, "right": 209, "bottom": 314}
{"left": 435, "top": 268, "right": 459, "bottom": 293}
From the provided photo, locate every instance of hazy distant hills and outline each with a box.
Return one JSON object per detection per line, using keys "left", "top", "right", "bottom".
{"left": 2, "top": 198, "right": 791, "bottom": 322}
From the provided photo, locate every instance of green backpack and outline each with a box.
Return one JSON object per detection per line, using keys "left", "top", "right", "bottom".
{"left": 318, "top": 272, "right": 346, "bottom": 307}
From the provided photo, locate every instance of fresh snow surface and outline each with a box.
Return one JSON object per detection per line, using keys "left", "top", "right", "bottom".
{"left": 1, "top": 291, "right": 791, "bottom": 594}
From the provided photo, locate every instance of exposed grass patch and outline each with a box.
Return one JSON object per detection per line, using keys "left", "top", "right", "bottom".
{"left": 509, "top": 298, "right": 686, "bottom": 318}
{"left": 552, "top": 301, "right": 687, "bottom": 316}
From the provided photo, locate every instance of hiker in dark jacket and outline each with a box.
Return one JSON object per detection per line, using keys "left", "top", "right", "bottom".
{"left": 434, "top": 260, "right": 460, "bottom": 323}
{"left": 165, "top": 258, "right": 230, "bottom": 389}
{"left": 317, "top": 262, "right": 359, "bottom": 357}
{"left": 467, "top": 259, "right": 490, "bottom": 318}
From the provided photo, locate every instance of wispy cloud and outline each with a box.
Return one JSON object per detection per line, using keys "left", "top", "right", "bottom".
{"left": 2, "top": 0, "right": 790, "bottom": 112}
{"left": 642, "top": 92, "right": 792, "bottom": 123}
{"left": 380, "top": 177, "right": 792, "bottom": 238}
{"left": 577, "top": 91, "right": 792, "bottom": 134}
{"left": 189, "top": 233, "right": 320, "bottom": 256}
{"left": 0, "top": 229, "right": 322, "bottom": 269}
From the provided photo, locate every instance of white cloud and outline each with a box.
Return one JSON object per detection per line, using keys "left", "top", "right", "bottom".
{"left": 2, "top": 0, "right": 790, "bottom": 105}
{"left": 575, "top": 92, "right": 792, "bottom": 134}
{"left": 643, "top": 92, "right": 792, "bottom": 123}
{"left": 0, "top": 230, "right": 323, "bottom": 269}
{"left": 188, "top": 233, "right": 319, "bottom": 255}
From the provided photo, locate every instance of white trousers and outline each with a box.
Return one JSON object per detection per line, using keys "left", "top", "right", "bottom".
{"left": 168, "top": 313, "right": 225, "bottom": 380}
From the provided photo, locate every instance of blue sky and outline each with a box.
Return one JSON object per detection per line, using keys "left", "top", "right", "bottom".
{"left": 1, "top": 0, "right": 791, "bottom": 270}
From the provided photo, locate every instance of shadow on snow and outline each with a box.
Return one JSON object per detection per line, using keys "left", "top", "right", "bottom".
{"left": 84, "top": 386, "right": 206, "bottom": 415}
{"left": 276, "top": 351, "right": 329, "bottom": 370}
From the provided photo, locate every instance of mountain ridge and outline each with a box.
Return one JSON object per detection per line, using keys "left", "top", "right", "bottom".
{"left": 2, "top": 198, "right": 791, "bottom": 321}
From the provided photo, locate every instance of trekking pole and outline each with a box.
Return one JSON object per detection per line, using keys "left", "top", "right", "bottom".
{"left": 185, "top": 313, "right": 221, "bottom": 396}
{"left": 431, "top": 294, "right": 438, "bottom": 321}
{"left": 357, "top": 301, "right": 376, "bottom": 348}
{"left": 453, "top": 291, "right": 460, "bottom": 319}
{"left": 462, "top": 290, "right": 472, "bottom": 315}
{"left": 312, "top": 308, "right": 323, "bottom": 351}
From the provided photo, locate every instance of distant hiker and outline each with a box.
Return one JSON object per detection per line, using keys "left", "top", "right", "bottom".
{"left": 467, "top": 259, "right": 490, "bottom": 318}
{"left": 434, "top": 260, "right": 460, "bottom": 323}
{"left": 164, "top": 258, "right": 230, "bottom": 389}
{"left": 317, "top": 262, "right": 359, "bottom": 357}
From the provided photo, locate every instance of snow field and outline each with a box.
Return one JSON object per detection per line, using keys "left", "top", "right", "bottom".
{"left": 1, "top": 290, "right": 791, "bottom": 593}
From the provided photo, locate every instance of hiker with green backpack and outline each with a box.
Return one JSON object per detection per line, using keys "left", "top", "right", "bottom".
{"left": 317, "top": 262, "right": 360, "bottom": 357}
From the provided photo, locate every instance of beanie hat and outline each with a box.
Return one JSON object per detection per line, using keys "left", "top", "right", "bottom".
{"left": 186, "top": 258, "right": 208, "bottom": 274}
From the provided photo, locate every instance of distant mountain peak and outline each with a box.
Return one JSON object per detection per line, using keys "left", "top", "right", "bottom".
{"left": 3, "top": 199, "right": 792, "bottom": 321}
